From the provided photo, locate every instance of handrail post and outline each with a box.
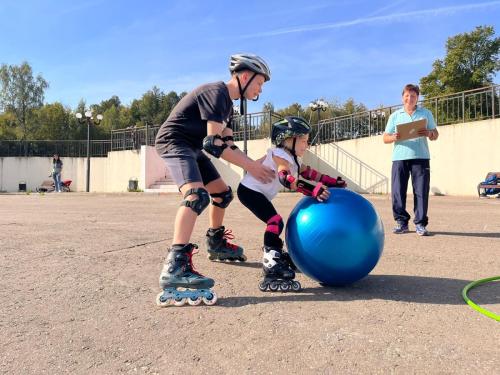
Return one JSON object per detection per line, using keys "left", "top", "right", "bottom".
{"left": 462, "top": 92, "right": 465, "bottom": 123}
{"left": 492, "top": 86, "right": 496, "bottom": 119}
{"left": 435, "top": 98, "right": 438, "bottom": 125}
{"left": 368, "top": 111, "right": 371, "bottom": 137}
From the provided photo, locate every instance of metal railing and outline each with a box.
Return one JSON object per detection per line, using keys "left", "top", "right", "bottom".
{"left": 0, "top": 140, "right": 111, "bottom": 157}
{"left": 108, "top": 85, "right": 500, "bottom": 149}
{"left": 311, "top": 84, "right": 500, "bottom": 144}
{"left": 111, "top": 124, "right": 160, "bottom": 151}
{"left": 109, "top": 111, "right": 282, "bottom": 151}
{"left": 230, "top": 111, "right": 282, "bottom": 141}
{"left": 308, "top": 143, "right": 388, "bottom": 194}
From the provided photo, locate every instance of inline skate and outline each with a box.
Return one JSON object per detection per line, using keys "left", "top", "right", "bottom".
{"left": 206, "top": 226, "right": 247, "bottom": 262}
{"left": 258, "top": 246, "right": 301, "bottom": 292}
{"left": 156, "top": 243, "right": 217, "bottom": 307}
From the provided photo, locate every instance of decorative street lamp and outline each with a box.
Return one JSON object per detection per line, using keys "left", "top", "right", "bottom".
{"left": 76, "top": 110, "right": 103, "bottom": 192}
{"left": 309, "top": 99, "right": 329, "bottom": 126}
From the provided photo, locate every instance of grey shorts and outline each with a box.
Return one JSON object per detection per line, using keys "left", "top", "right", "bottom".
{"left": 161, "top": 145, "right": 221, "bottom": 188}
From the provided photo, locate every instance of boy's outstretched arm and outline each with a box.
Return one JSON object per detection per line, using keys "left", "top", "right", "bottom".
{"left": 204, "top": 122, "right": 274, "bottom": 183}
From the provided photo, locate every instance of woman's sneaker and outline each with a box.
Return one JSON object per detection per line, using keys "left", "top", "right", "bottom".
{"left": 392, "top": 223, "right": 409, "bottom": 234}
{"left": 415, "top": 224, "right": 429, "bottom": 236}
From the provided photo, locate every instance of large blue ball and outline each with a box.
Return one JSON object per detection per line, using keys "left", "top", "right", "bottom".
{"left": 285, "top": 188, "right": 384, "bottom": 286}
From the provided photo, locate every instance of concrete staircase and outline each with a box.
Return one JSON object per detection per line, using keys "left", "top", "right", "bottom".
{"left": 144, "top": 177, "right": 178, "bottom": 193}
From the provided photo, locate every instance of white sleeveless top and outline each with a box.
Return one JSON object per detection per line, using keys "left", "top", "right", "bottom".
{"left": 241, "top": 147, "right": 299, "bottom": 201}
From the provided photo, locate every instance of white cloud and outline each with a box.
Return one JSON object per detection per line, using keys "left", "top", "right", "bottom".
{"left": 238, "top": 1, "right": 500, "bottom": 39}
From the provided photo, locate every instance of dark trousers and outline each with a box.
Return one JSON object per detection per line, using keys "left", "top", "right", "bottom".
{"left": 391, "top": 159, "right": 430, "bottom": 226}
{"left": 237, "top": 183, "right": 282, "bottom": 248}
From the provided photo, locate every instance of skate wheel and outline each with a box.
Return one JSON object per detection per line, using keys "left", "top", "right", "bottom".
{"left": 156, "top": 292, "right": 172, "bottom": 307}
{"left": 238, "top": 254, "right": 247, "bottom": 262}
{"left": 258, "top": 281, "right": 268, "bottom": 292}
{"left": 291, "top": 281, "right": 301, "bottom": 292}
{"left": 280, "top": 282, "right": 290, "bottom": 292}
{"left": 269, "top": 281, "right": 280, "bottom": 292}
{"left": 187, "top": 296, "right": 202, "bottom": 306}
{"left": 202, "top": 291, "right": 217, "bottom": 306}
{"left": 207, "top": 253, "right": 218, "bottom": 261}
{"left": 173, "top": 297, "right": 187, "bottom": 307}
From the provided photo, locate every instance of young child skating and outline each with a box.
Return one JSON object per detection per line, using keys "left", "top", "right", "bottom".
{"left": 237, "top": 116, "right": 346, "bottom": 292}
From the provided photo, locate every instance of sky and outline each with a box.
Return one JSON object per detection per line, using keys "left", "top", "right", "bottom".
{"left": 1, "top": 0, "right": 499, "bottom": 114}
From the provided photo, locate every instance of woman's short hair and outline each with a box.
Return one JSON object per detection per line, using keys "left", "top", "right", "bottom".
{"left": 402, "top": 84, "right": 420, "bottom": 96}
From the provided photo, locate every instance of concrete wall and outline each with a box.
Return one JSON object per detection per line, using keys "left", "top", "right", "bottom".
{"left": 1, "top": 118, "right": 499, "bottom": 195}
{"left": 140, "top": 146, "right": 170, "bottom": 190}
{"left": 0, "top": 150, "right": 140, "bottom": 192}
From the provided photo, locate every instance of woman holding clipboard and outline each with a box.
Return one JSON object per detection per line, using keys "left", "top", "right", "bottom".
{"left": 383, "top": 84, "right": 439, "bottom": 236}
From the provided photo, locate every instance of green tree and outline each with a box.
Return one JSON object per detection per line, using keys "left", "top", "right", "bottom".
{"left": 261, "top": 102, "right": 274, "bottom": 113}
{"left": 420, "top": 26, "right": 500, "bottom": 97}
{"left": 31, "top": 102, "right": 72, "bottom": 140}
{"left": 0, "top": 112, "right": 18, "bottom": 140}
{"left": 276, "top": 103, "right": 306, "bottom": 119}
{"left": 0, "top": 62, "right": 49, "bottom": 139}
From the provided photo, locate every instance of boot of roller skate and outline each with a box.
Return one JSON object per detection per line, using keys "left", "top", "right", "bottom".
{"left": 258, "top": 246, "right": 301, "bottom": 292}
{"left": 206, "top": 226, "right": 247, "bottom": 262}
{"left": 156, "top": 243, "right": 217, "bottom": 307}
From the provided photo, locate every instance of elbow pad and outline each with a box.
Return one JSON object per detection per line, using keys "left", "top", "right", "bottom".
{"left": 300, "top": 166, "right": 320, "bottom": 181}
{"left": 278, "top": 170, "right": 296, "bottom": 189}
{"left": 202, "top": 135, "right": 227, "bottom": 158}
{"left": 296, "top": 180, "right": 324, "bottom": 198}
{"left": 222, "top": 135, "right": 238, "bottom": 150}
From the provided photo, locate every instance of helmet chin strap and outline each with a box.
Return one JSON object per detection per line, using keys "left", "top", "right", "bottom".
{"left": 236, "top": 73, "right": 258, "bottom": 106}
{"left": 284, "top": 138, "right": 301, "bottom": 175}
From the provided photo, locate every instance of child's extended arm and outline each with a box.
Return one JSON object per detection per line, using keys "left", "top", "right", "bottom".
{"left": 275, "top": 156, "right": 329, "bottom": 201}
{"left": 299, "top": 165, "right": 346, "bottom": 188}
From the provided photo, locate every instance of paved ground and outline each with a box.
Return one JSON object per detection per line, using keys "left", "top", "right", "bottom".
{"left": 1, "top": 192, "right": 499, "bottom": 374}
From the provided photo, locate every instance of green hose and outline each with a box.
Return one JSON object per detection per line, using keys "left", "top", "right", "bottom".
{"left": 462, "top": 276, "right": 500, "bottom": 322}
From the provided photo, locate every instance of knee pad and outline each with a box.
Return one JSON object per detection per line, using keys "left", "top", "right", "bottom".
{"left": 210, "top": 186, "right": 233, "bottom": 208}
{"left": 180, "top": 188, "right": 210, "bottom": 215}
{"left": 266, "top": 214, "right": 284, "bottom": 235}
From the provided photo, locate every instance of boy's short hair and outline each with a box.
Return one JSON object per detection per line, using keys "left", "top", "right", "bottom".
{"left": 402, "top": 84, "right": 420, "bottom": 96}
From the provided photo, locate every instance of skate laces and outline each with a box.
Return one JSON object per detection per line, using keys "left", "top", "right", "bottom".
{"left": 222, "top": 229, "right": 240, "bottom": 251}
{"left": 186, "top": 245, "right": 204, "bottom": 276}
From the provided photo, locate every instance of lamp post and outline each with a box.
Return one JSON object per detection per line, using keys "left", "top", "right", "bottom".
{"left": 76, "top": 110, "right": 103, "bottom": 192}
{"left": 309, "top": 99, "right": 328, "bottom": 125}
{"left": 309, "top": 99, "right": 328, "bottom": 144}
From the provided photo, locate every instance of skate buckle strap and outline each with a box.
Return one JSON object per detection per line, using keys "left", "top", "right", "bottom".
{"left": 222, "top": 229, "right": 240, "bottom": 251}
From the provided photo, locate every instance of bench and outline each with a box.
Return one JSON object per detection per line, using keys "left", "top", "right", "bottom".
{"left": 477, "top": 172, "right": 500, "bottom": 197}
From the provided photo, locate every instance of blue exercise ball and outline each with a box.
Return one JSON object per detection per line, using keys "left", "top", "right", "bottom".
{"left": 285, "top": 188, "right": 384, "bottom": 286}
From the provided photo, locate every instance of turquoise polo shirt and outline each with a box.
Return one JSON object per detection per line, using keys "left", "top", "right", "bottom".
{"left": 384, "top": 106, "right": 436, "bottom": 161}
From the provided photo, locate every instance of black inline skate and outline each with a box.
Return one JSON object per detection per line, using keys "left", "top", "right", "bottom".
{"left": 156, "top": 243, "right": 218, "bottom": 307}
{"left": 206, "top": 226, "right": 247, "bottom": 262}
{"left": 259, "top": 246, "right": 301, "bottom": 292}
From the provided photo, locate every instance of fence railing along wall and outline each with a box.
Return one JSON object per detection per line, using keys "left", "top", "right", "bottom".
{"left": 0, "top": 140, "right": 111, "bottom": 157}
{"left": 109, "top": 111, "right": 282, "bottom": 152}
{"left": 310, "top": 84, "right": 499, "bottom": 144}
{"left": 106, "top": 84, "right": 499, "bottom": 150}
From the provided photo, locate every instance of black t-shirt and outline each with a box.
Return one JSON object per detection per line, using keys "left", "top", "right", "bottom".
{"left": 155, "top": 81, "right": 233, "bottom": 155}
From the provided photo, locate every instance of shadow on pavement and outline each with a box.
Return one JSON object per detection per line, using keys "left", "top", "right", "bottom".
{"left": 431, "top": 231, "right": 500, "bottom": 238}
{"left": 219, "top": 274, "right": 500, "bottom": 307}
